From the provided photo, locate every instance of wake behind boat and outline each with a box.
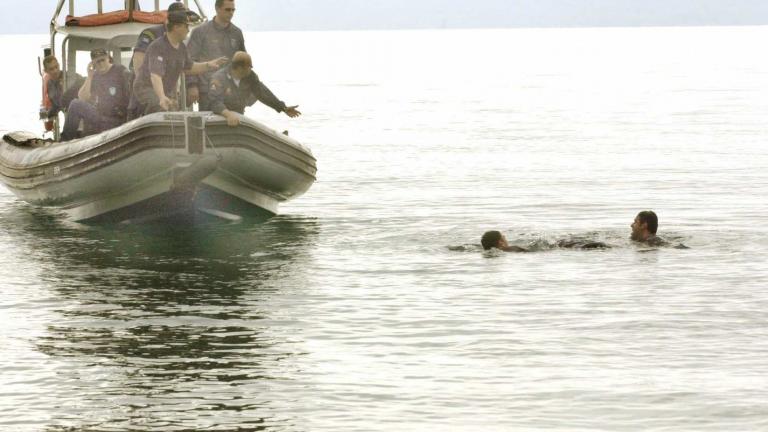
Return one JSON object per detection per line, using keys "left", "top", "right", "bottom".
{"left": 0, "top": 0, "right": 316, "bottom": 223}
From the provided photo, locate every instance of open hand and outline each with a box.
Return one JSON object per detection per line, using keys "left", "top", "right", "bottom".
{"left": 210, "top": 57, "right": 228, "bottom": 70}
{"left": 284, "top": 105, "right": 301, "bottom": 118}
{"left": 224, "top": 111, "right": 240, "bottom": 127}
{"left": 187, "top": 86, "right": 199, "bottom": 105}
{"left": 159, "top": 95, "right": 173, "bottom": 111}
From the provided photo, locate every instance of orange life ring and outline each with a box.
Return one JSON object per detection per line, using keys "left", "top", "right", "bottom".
{"left": 65, "top": 10, "right": 167, "bottom": 27}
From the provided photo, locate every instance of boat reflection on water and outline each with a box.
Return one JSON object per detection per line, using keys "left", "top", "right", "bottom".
{"left": 1, "top": 203, "right": 319, "bottom": 430}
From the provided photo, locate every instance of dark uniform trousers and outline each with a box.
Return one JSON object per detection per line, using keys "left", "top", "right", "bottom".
{"left": 132, "top": 87, "right": 182, "bottom": 116}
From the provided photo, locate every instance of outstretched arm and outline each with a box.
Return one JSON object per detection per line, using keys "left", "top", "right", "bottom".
{"left": 186, "top": 57, "right": 228, "bottom": 75}
{"left": 502, "top": 245, "right": 530, "bottom": 253}
{"left": 253, "top": 77, "right": 301, "bottom": 118}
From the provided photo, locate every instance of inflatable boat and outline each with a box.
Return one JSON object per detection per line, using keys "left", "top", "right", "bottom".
{"left": 0, "top": 113, "right": 316, "bottom": 222}
{"left": 0, "top": 1, "right": 316, "bottom": 222}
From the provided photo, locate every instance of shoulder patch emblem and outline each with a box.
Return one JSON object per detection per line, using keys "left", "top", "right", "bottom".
{"left": 157, "top": 56, "right": 163, "bottom": 62}
{"left": 109, "top": 86, "right": 117, "bottom": 96}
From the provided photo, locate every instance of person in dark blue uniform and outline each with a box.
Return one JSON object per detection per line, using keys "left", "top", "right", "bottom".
{"left": 208, "top": 51, "right": 300, "bottom": 127}
{"left": 127, "top": 1, "right": 193, "bottom": 120}
{"left": 129, "top": 1, "right": 197, "bottom": 72}
{"left": 60, "top": 49, "right": 131, "bottom": 141}
{"left": 132, "top": 12, "right": 227, "bottom": 115}
{"left": 186, "top": 0, "right": 246, "bottom": 109}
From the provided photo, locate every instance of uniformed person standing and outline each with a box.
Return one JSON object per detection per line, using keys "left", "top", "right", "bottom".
{"left": 186, "top": 0, "right": 246, "bottom": 110}
{"left": 132, "top": 12, "right": 227, "bottom": 115}
{"left": 130, "top": 1, "right": 188, "bottom": 72}
{"left": 127, "top": 1, "right": 190, "bottom": 120}
{"left": 60, "top": 49, "right": 131, "bottom": 141}
{"left": 209, "top": 51, "right": 301, "bottom": 127}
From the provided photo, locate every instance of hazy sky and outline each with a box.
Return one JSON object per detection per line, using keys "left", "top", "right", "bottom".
{"left": 2, "top": 0, "right": 768, "bottom": 34}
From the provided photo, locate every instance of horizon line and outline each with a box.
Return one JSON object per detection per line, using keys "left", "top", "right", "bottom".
{"left": 2, "top": 22, "right": 767, "bottom": 36}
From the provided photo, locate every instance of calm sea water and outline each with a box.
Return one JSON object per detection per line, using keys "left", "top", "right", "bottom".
{"left": 2, "top": 26, "right": 768, "bottom": 431}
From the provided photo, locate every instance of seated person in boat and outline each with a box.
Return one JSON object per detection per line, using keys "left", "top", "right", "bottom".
{"left": 208, "top": 51, "right": 301, "bottom": 127}
{"left": 60, "top": 49, "right": 131, "bottom": 141}
{"left": 40, "top": 56, "right": 85, "bottom": 120}
{"left": 481, "top": 231, "right": 529, "bottom": 252}
{"left": 630, "top": 210, "right": 669, "bottom": 246}
{"left": 132, "top": 11, "right": 228, "bottom": 115}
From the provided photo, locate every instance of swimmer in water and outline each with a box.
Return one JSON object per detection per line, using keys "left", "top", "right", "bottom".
{"left": 481, "top": 230, "right": 609, "bottom": 252}
{"left": 481, "top": 230, "right": 529, "bottom": 252}
{"left": 555, "top": 238, "right": 611, "bottom": 249}
{"left": 630, "top": 210, "right": 669, "bottom": 246}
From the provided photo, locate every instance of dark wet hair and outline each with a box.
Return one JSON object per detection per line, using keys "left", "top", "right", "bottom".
{"left": 42, "top": 55, "right": 58, "bottom": 70}
{"left": 637, "top": 210, "right": 658, "bottom": 234}
{"left": 481, "top": 230, "right": 502, "bottom": 250}
{"left": 168, "top": 1, "right": 185, "bottom": 12}
{"left": 215, "top": 0, "right": 233, "bottom": 8}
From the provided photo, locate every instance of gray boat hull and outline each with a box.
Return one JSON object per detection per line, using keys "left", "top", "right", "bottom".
{"left": 0, "top": 112, "right": 316, "bottom": 222}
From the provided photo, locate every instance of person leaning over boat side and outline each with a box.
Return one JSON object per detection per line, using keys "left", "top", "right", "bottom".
{"left": 60, "top": 49, "right": 131, "bottom": 141}
{"left": 132, "top": 11, "right": 228, "bottom": 115}
{"left": 208, "top": 52, "right": 301, "bottom": 127}
{"left": 185, "top": 0, "right": 246, "bottom": 109}
{"left": 630, "top": 210, "right": 669, "bottom": 246}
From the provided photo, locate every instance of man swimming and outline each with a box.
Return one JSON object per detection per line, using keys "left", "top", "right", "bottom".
{"left": 479, "top": 211, "right": 678, "bottom": 253}
{"left": 481, "top": 231, "right": 529, "bottom": 252}
{"left": 630, "top": 210, "right": 668, "bottom": 246}
{"left": 481, "top": 230, "right": 609, "bottom": 252}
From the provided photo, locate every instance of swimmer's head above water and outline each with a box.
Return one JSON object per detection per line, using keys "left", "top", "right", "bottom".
{"left": 481, "top": 230, "right": 507, "bottom": 250}
{"left": 631, "top": 210, "right": 659, "bottom": 242}
{"left": 481, "top": 231, "right": 529, "bottom": 252}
